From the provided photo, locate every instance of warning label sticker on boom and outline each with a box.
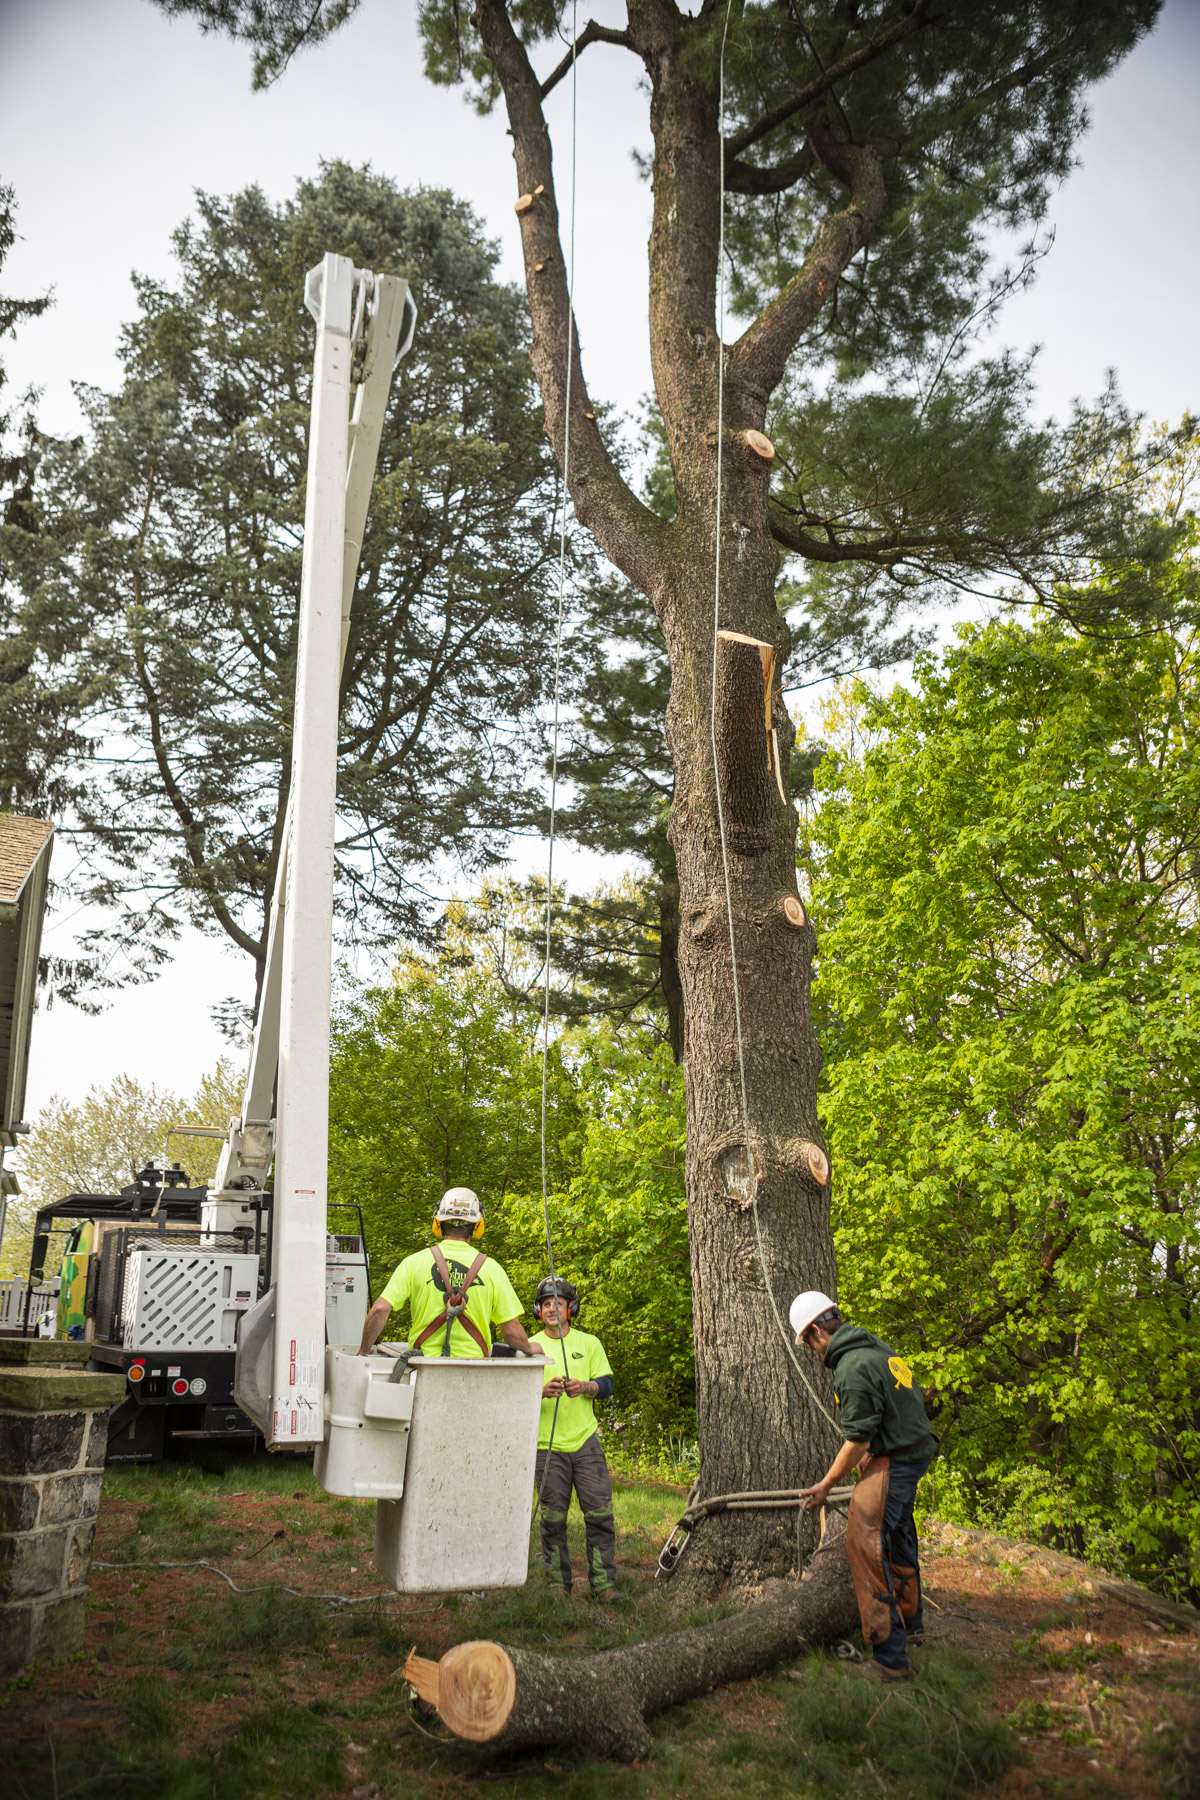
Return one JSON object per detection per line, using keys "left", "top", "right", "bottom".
{"left": 273, "top": 1337, "right": 322, "bottom": 1441}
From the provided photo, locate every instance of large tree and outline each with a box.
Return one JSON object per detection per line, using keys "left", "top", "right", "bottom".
{"left": 811, "top": 572, "right": 1200, "bottom": 1599}
{"left": 154, "top": 0, "right": 1165, "bottom": 1591}
{"left": 13, "top": 164, "right": 576, "bottom": 1008}
{"left": 0, "top": 184, "right": 79, "bottom": 822}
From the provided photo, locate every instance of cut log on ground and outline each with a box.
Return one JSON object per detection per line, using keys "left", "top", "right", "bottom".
{"left": 401, "top": 1510, "right": 859, "bottom": 1761}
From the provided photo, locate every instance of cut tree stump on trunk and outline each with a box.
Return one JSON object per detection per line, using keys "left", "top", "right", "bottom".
{"left": 401, "top": 1510, "right": 859, "bottom": 1761}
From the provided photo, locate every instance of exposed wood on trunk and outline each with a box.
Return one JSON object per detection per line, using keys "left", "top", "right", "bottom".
{"left": 403, "top": 1640, "right": 518, "bottom": 1740}
{"left": 402, "top": 1514, "right": 858, "bottom": 1761}
{"left": 714, "top": 631, "right": 777, "bottom": 857}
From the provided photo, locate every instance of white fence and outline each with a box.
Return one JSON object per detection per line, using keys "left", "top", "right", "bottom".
{"left": 0, "top": 1276, "right": 28, "bottom": 1328}
{"left": 0, "top": 1276, "right": 56, "bottom": 1333}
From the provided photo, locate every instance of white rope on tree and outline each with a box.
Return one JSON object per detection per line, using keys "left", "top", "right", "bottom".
{"left": 707, "top": 1, "right": 839, "bottom": 1434}
{"left": 533, "top": 0, "right": 582, "bottom": 1504}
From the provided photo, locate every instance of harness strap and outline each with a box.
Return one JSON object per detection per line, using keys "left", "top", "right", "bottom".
{"left": 413, "top": 1247, "right": 491, "bottom": 1357}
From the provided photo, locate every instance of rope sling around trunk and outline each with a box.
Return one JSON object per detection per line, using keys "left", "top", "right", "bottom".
{"left": 656, "top": 1484, "right": 856, "bottom": 1580}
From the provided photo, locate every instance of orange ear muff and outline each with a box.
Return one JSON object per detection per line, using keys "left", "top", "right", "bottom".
{"left": 472, "top": 1218, "right": 485, "bottom": 1239}
{"left": 431, "top": 1219, "right": 443, "bottom": 1240}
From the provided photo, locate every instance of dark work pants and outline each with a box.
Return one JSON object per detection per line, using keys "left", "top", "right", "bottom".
{"left": 874, "top": 1457, "right": 928, "bottom": 1669}
{"left": 534, "top": 1433, "right": 617, "bottom": 1593}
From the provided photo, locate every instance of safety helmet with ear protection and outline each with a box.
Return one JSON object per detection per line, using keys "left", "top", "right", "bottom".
{"left": 533, "top": 1275, "right": 579, "bottom": 1319}
{"left": 432, "top": 1186, "right": 485, "bottom": 1240}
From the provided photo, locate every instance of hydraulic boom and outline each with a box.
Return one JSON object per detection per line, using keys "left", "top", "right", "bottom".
{"left": 220, "top": 254, "right": 416, "bottom": 1450}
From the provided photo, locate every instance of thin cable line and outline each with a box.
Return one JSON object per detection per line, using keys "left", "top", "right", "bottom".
{"left": 708, "top": 2, "right": 838, "bottom": 1434}
{"left": 532, "top": 0, "right": 581, "bottom": 1516}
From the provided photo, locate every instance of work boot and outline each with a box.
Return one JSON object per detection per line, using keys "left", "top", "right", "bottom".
{"left": 593, "top": 1587, "right": 625, "bottom": 1607}
{"left": 850, "top": 1659, "right": 910, "bottom": 1684}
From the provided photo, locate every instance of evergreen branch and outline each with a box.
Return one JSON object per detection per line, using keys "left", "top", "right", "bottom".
{"left": 723, "top": 1, "right": 932, "bottom": 162}
{"left": 769, "top": 505, "right": 940, "bottom": 563}
{"left": 538, "top": 19, "right": 633, "bottom": 99}
{"left": 473, "top": 0, "right": 669, "bottom": 594}
{"left": 730, "top": 136, "right": 886, "bottom": 395}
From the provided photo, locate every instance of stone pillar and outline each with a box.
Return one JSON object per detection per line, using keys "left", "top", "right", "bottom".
{"left": 0, "top": 1340, "right": 125, "bottom": 1676}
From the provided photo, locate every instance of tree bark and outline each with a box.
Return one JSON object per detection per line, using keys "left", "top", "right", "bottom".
{"left": 402, "top": 1511, "right": 858, "bottom": 1761}
{"left": 474, "top": 0, "right": 888, "bottom": 1591}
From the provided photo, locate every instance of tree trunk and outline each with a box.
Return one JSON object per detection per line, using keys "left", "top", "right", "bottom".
{"left": 402, "top": 1511, "right": 858, "bottom": 1761}
{"left": 641, "top": 16, "right": 842, "bottom": 1597}
{"left": 663, "top": 517, "right": 840, "bottom": 1596}
{"left": 474, "top": 0, "right": 884, "bottom": 1592}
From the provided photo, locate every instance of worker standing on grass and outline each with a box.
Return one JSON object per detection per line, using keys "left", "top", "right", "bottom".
{"left": 530, "top": 1276, "right": 619, "bottom": 1602}
{"left": 356, "top": 1187, "right": 536, "bottom": 1358}
{"left": 793, "top": 1291, "right": 935, "bottom": 1684}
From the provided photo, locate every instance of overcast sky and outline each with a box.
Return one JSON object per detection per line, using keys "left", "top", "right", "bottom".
{"left": 2, "top": 0, "right": 1199, "bottom": 1126}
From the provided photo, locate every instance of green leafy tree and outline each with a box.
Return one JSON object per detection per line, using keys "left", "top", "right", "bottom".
{"left": 504, "top": 1032, "right": 692, "bottom": 1439}
{"left": 327, "top": 960, "right": 584, "bottom": 1295}
{"left": 3, "top": 1060, "right": 242, "bottom": 1278}
{"left": 150, "top": 0, "right": 1173, "bottom": 1590}
{"left": 812, "top": 587, "right": 1200, "bottom": 1597}
{"left": 13, "top": 164, "right": 573, "bottom": 1007}
{"left": 328, "top": 954, "right": 694, "bottom": 1432}
{"left": 0, "top": 183, "right": 88, "bottom": 827}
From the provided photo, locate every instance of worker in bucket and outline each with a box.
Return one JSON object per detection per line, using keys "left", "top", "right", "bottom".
{"left": 793, "top": 1291, "right": 935, "bottom": 1684}
{"left": 356, "top": 1187, "right": 536, "bottom": 1358}
{"left": 530, "top": 1276, "right": 619, "bottom": 1602}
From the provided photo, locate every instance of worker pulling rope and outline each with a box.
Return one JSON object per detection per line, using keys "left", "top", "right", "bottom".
{"left": 707, "top": 0, "right": 840, "bottom": 1441}
{"left": 533, "top": 0, "right": 581, "bottom": 1517}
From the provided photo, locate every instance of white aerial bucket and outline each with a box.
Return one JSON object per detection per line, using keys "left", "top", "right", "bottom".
{"left": 313, "top": 1347, "right": 547, "bottom": 1592}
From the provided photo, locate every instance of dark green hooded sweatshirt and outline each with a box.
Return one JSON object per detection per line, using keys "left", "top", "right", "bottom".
{"left": 824, "top": 1323, "right": 934, "bottom": 1462}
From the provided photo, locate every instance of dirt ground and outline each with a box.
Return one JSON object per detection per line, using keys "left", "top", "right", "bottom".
{"left": 1, "top": 1459, "right": 1197, "bottom": 1799}
{"left": 914, "top": 1521, "right": 1199, "bottom": 1798}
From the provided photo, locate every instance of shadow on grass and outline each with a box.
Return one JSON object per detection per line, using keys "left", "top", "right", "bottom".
{"left": 1, "top": 1702, "right": 345, "bottom": 1800}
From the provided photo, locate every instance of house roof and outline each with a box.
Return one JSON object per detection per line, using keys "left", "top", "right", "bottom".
{"left": 0, "top": 815, "right": 54, "bottom": 909}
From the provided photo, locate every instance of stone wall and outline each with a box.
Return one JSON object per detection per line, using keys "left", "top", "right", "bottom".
{"left": 0, "top": 1341, "right": 124, "bottom": 1676}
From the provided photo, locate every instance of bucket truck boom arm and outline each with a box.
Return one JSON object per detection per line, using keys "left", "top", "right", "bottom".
{"left": 218, "top": 255, "right": 416, "bottom": 1448}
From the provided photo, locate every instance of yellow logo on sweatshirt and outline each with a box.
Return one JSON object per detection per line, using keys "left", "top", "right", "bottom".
{"left": 888, "top": 1356, "right": 913, "bottom": 1389}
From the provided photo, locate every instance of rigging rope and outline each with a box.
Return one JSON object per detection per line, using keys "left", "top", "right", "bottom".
{"left": 709, "top": 2, "right": 838, "bottom": 1434}
{"left": 533, "top": 0, "right": 581, "bottom": 1511}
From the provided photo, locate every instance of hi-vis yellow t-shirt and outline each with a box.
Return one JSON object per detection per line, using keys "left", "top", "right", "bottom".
{"left": 380, "top": 1247, "right": 523, "bottom": 1357}
{"left": 530, "top": 1327, "right": 613, "bottom": 1452}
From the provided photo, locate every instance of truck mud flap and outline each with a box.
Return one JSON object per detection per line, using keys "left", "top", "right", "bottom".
{"left": 106, "top": 1395, "right": 165, "bottom": 1464}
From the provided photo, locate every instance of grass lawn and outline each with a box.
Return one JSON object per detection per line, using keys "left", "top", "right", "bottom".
{"left": 5, "top": 1447, "right": 1172, "bottom": 1800}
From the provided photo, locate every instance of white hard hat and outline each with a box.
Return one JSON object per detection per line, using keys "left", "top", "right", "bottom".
{"left": 435, "top": 1186, "right": 483, "bottom": 1223}
{"left": 789, "top": 1290, "right": 837, "bottom": 1342}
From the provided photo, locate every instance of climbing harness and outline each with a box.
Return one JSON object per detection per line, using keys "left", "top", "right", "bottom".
{"left": 412, "top": 1246, "right": 491, "bottom": 1358}
{"left": 707, "top": 0, "right": 839, "bottom": 1437}
{"left": 656, "top": 1483, "right": 856, "bottom": 1580}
